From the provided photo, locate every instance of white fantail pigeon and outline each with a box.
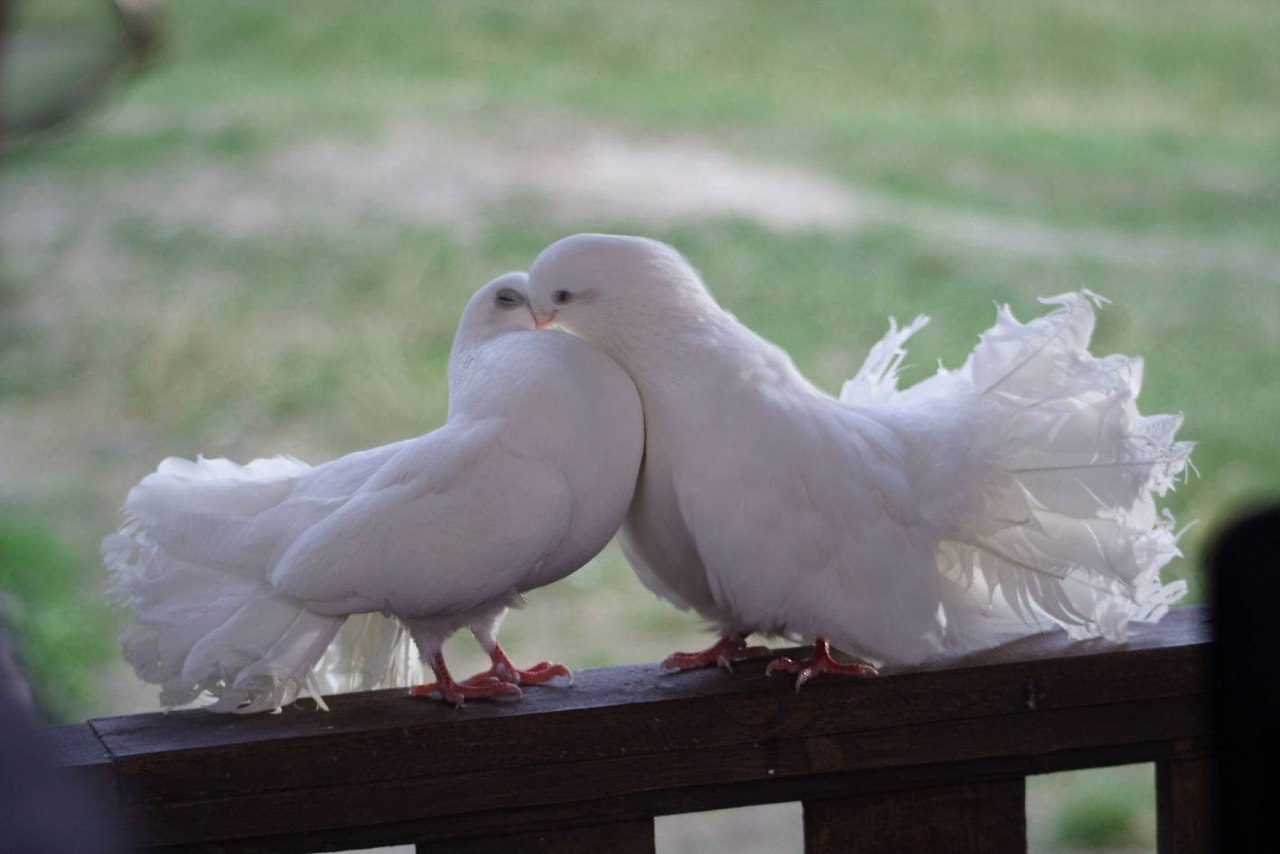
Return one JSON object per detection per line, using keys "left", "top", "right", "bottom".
{"left": 526, "top": 234, "right": 1192, "bottom": 686}
{"left": 105, "top": 272, "right": 643, "bottom": 710}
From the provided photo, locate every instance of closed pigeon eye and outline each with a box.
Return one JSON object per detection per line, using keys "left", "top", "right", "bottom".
{"left": 553, "top": 289, "right": 572, "bottom": 305}
{"left": 494, "top": 288, "right": 526, "bottom": 308}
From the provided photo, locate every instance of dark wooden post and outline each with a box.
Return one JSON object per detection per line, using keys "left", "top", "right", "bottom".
{"left": 803, "top": 778, "right": 1026, "bottom": 854}
{"left": 1157, "top": 754, "right": 1214, "bottom": 854}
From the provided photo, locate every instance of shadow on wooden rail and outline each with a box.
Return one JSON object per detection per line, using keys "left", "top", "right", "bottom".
{"left": 51, "top": 606, "right": 1212, "bottom": 854}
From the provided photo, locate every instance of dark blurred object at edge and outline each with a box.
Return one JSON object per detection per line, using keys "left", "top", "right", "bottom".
{"left": 1, "top": 616, "right": 124, "bottom": 853}
{"left": 1210, "top": 502, "right": 1280, "bottom": 854}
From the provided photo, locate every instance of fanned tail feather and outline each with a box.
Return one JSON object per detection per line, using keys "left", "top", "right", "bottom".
{"left": 105, "top": 455, "right": 415, "bottom": 713}
{"left": 840, "top": 314, "right": 931, "bottom": 406}
{"left": 937, "top": 292, "right": 1192, "bottom": 645}
{"left": 847, "top": 293, "right": 1192, "bottom": 651}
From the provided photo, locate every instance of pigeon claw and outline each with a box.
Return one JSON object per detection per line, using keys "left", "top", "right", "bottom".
{"left": 765, "top": 638, "right": 878, "bottom": 691}
{"left": 412, "top": 651, "right": 525, "bottom": 707}
{"left": 486, "top": 644, "right": 574, "bottom": 687}
{"left": 409, "top": 677, "right": 522, "bottom": 708}
{"left": 459, "top": 660, "right": 573, "bottom": 688}
{"left": 443, "top": 677, "right": 522, "bottom": 708}
{"left": 408, "top": 647, "right": 572, "bottom": 707}
{"left": 661, "top": 635, "right": 769, "bottom": 672}
{"left": 508, "top": 660, "right": 574, "bottom": 686}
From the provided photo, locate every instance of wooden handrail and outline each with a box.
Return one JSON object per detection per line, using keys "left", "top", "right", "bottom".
{"left": 52, "top": 606, "right": 1212, "bottom": 853}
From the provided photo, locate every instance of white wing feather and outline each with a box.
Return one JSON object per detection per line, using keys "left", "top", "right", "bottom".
{"left": 271, "top": 420, "right": 573, "bottom": 617}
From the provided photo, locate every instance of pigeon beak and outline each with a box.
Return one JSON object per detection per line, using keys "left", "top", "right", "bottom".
{"left": 534, "top": 308, "right": 558, "bottom": 329}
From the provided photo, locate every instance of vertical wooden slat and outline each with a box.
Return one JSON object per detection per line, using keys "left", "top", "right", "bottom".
{"left": 1157, "top": 755, "right": 1215, "bottom": 854}
{"left": 804, "top": 779, "right": 1026, "bottom": 854}
{"left": 416, "top": 818, "right": 655, "bottom": 854}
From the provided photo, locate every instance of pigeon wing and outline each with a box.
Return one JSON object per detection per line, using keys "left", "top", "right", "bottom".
{"left": 269, "top": 417, "right": 573, "bottom": 618}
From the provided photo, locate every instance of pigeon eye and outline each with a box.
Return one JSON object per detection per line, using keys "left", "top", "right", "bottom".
{"left": 494, "top": 288, "right": 525, "bottom": 308}
{"left": 553, "top": 289, "right": 572, "bottom": 305}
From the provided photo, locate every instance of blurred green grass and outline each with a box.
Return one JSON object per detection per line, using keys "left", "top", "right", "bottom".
{"left": 0, "top": 504, "right": 116, "bottom": 717}
{"left": 1028, "top": 764, "right": 1158, "bottom": 853}
{"left": 2, "top": 3, "right": 1277, "bottom": 849}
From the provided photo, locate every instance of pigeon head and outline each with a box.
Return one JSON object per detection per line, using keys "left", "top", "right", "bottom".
{"left": 448, "top": 272, "right": 538, "bottom": 399}
{"left": 527, "top": 234, "right": 716, "bottom": 359}
{"left": 455, "top": 272, "right": 536, "bottom": 346}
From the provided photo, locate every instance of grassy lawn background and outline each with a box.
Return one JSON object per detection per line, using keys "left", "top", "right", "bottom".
{"left": 3, "top": 2, "right": 1277, "bottom": 851}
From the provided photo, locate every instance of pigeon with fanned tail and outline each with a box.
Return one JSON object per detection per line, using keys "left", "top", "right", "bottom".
{"left": 526, "top": 234, "right": 1192, "bottom": 686}
{"left": 105, "top": 272, "right": 643, "bottom": 711}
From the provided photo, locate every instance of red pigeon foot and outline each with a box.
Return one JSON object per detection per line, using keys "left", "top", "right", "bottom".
{"left": 467, "top": 643, "right": 573, "bottom": 687}
{"left": 409, "top": 652, "right": 522, "bottom": 707}
{"left": 765, "top": 637, "right": 878, "bottom": 690}
{"left": 661, "top": 635, "right": 769, "bottom": 672}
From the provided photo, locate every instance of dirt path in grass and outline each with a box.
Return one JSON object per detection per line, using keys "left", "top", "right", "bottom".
{"left": 272, "top": 118, "right": 1280, "bottom": 282}
{"left": 287, "top": 119, "right": 1280, "bottom": 282}
{"left": 6, "top": 115, "right": 1277, "bottom": 283}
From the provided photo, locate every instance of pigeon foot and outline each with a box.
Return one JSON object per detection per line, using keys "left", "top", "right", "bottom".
{"left": 409, "top": 677, "right": 522, "bottom": 707}
{"left": 410, "top": 652, "right": 523, "bottom": 707}
{"left": 765, "top": 637, "right": 877, "bottom": 690}
{"left": 472, "top": 643, "right": 574, "bottom": 687}
{"left": 661, "top": 635, "right": 769, "bottom": 672}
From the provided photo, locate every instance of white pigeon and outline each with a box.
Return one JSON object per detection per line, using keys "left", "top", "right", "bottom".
{"left": 105, "top": 272, "right": 643, "bottom": 710}
{"left": 526, "top": 234, "right": 1192, "bottom": 685}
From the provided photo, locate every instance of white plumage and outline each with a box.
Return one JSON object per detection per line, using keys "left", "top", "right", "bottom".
{"left": 105, "top": 273, "right": 643, "bottom": 711}
{"left": 525, "top": 234, "right": 1191, "bottom": 676}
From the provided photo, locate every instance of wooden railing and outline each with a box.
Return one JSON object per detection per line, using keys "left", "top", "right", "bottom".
{"left": 51, "top": 606, "right": 1211, "bottom": 853}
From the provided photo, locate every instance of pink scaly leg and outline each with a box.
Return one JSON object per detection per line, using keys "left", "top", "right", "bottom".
{"left": 765, "top": 637, "right": 878, "bottom": 690}
{"left": 408, "top": 652, "right": 522, "bottom": 707}
{"left": 661, "top": 634, "right": 770, "bottom": 672}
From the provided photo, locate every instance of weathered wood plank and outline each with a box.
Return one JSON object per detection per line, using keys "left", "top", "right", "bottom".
{"left": 111, "top": 694, "right": 1205, "bottom": 847}
{"left": 1157, "top": 753, "right": 1215, "bottom": 854}
{"left": 92, "top": 608, "right": 1208, "bottom": 806}
{"left": 159, "top": 739, "right": 1209, "bottom": 854}
{"left": 47, "top": 607, "right": 1211, "bottom": 852}
{"left": 804, "top": 778, "right": 1026, "bottom": 854}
